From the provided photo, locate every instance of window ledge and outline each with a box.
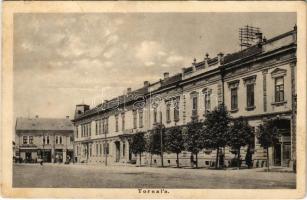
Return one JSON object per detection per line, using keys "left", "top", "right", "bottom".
{"left": 230, "top": 108, "right": 239, "bottom": 113}
{"left": 245, "top": 106, "right": 256, "bottom": 111}
{"left": 166, "top": 120, "right": 171, "bottom": 124}
{"left": 174, "top": 119, "right": 180, "bottom": 122}
{"left": 271, "top": 101, "right": 287, "bottom": 106}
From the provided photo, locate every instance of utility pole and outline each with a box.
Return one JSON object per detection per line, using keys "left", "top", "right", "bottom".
{"left": 42, "top": 133, "right": 45, "bottom": 162}
{"left": 160, "top": 124, "right": 164, "bottom": 167}
{"left": 104, "top": 119, "right": 108, "bottom": 166}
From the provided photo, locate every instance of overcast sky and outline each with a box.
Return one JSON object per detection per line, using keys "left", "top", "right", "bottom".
{"left": 14, "top": 12, "right": 296, "bottom": 119}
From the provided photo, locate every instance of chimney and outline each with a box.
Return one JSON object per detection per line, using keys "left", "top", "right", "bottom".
{"left": 255, "top": 32, "right": 263, "bottom": 44}
{"left": 204, "top": 53, "right": 209, "bottom": 67}
{"left": 66, "top": 116, "right": 69, "bottom": 119}
{"left": 127, "top": 88, "right": 132, "bottom": 94}
{"left": 217, "top": 52, "right": 224, "bottom": 64}
{"left": 163, "top": 72, "right": 169, "bottom": 79}
{"left": 192, "top": 58, "right": 197, "bottom": 66}
{"left": 35, "top": 115, "right": 39, "bottom": 118}
{"left": 144, "top": 81, "right": 149, "bottom": 87}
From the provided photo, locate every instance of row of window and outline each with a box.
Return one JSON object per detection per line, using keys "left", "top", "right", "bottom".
{"left": 191, "top": 89, "right": 212, "bottom": 117}
{"left": 75, "top": 76, "right": 285, "bottom": 137}
{"left": 22, "top": 136, "right": 33, "bottom": 144}
{"left": 95, "top": 118, "right": 109, "bottom": 135}
{"left": 229, "top": 76, "right": 284, "bottom": 111}
{"left": 76, "top": 143, "right": 110, "bottom": 157}
{"left": 133, "top": 109, "right": 143, "bottom": 129}
{"left": 22, "top": 135, "right": 69, "bottom": 145}
{"left": 80, "top": 122, "right": 91, "bottom": 138}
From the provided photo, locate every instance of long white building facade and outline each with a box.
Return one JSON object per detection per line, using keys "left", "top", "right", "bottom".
{"left": 73, "top": 27, "right": 297, "bottom": 168}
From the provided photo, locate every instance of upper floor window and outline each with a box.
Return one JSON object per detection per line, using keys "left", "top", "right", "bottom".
{"left": 115, "top": 115, "right": 119, "bottom": 132}
{"left": 59, "top": 136, "right": 62, "bottom": 144}
{"left": 102, "top": 119, "right": 105, "bottom": 134}
{"left": 76, "top": 126, "right": 79, "bottom": 138}
{"left": 105, "top": 117, "right": 109, "bottom": 134}
{"left": 47, "top": 136, "right": 49, "bottom": 144}
{"left": 228, "top": 80, "right": 240, "bottom": 112}
{"left": 271, "top": 68, "right": 287, "bottom": 105}
{"left": 55, "top": 136, "right": 58, "bottom": 144}
{"left": 159, "top": 111, "right": 163, "bottom": 123}
{"left": 28, "top": 136, "right": 33, "bottom": 144}
{"left": 133, "top": 110, "right": 137, "bottom": 129}
{"left": 244, "top": 75, "right": 256, "bottom": 110}
{"left": 23, "top": 136, "right": 27, "bottom": 144}
{"left": 139, "top": 109, "right": 143, "bottom": 128}
{"left": 231, "top": 88, "right": 238, "bottom": 110}
{"left": 203, "top": 89, "right": 211, "bottom": 114}
{"left": 166, "top": 102, "right": 171, "bottom": 123}
{"left": 153, "top": 108, "right": 157, "bottom": 124}
{"left": 174, "top": 98, "right": 180, "bottom": 122}
{"left": 99, "top": 120, "right": 102, "bottom": 135}
{"left": 95, "top": 121, "right": 98, "bottom": 135}
{"left": 88, "top": 123, "right": 91, "bottom": 136}
{"left": 190, "top": 91, "right": 199, "bottom": 120}
{"left": 191, "top": 96, "right": 198, "bottom": 118}
{"left": 275, "top": 77, "right": 284, "bottom": 103}
{"left": 246, "top": 84, "right": 255, "bottom": 108}
{"left": 121, "top": 113, "right": 125, "bottom": 131}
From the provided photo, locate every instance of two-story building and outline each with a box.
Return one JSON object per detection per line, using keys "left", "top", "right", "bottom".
{"left": 15, "top": 116, "right": 74, "bottom": 163}
{"left": 73, "top": 26, "right": 297, "bottom": 168}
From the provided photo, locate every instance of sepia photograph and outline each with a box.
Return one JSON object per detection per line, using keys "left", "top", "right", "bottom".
{"left": 1, "top": 1, "right": 306, "bottom": 199}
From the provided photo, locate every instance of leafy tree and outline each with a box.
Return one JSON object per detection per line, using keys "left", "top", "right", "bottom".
{"left": 228, "top": 117, "right": 254, "bottom": 169}
{"left": 257, "top": 119, "right": 279, "bottom": 171}
{"left": 183, "top": 122, "right": 204, "bottom": 168}
{"left": 146, "top": 124, "right": 166, "bottom": 166}
{"left": 145, "top": 130, "right": 161, "bottom": 166}
{"left": 130, "top": 132, "right": 146, "bottom": 167}
{"left": 203, "top": 104, "right": 231, "bottom": 168}
{"left": 164, "top": 126, "right": 184, "bottom": 167}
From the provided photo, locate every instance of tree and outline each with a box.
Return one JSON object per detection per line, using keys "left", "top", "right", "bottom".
{"left": 203, "top": 104, "right": 231, "bottom": 169}
{"left": 130, "top": 132, "right": 146, "bottom": 167}
{"left": 257, "top": 119, "right": 279, "bottom": 171}
{"left": 164, "top": 126, "right": 184, "bottom": 167}
{"left": 183, "top": 122, "right": 204, "bottom": 168}
{"left": 145, "top": 130, "right": 161, "bottom": 166}
{"left": 228, "top": 117, "right": 254, "bottom": 169}
{"left": 146, "top": 124, "right": 166, "bottom": 167}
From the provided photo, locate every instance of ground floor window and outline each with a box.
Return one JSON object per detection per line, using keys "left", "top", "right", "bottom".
{"left": 104, "top": 143, "right": 109, "bottom": 155}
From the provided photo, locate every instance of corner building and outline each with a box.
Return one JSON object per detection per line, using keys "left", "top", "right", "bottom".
{"left": 15, "top": 117, "right": 74, "bottom": 163}
{"left": 73, "top": 27, "right": 297, "bottom": 168}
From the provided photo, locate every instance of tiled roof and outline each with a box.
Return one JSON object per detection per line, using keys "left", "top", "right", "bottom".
{"left": 80, "top": 86, "right": 149, "bottom": 118}
{"left": 16, "top": 117, "right": 74, "bottom": 131}
{"left": 223, "top": 45, "right": 262, "bottom": 64}
{"left": 161, "top": 74, "right": 182, "bottom": 88}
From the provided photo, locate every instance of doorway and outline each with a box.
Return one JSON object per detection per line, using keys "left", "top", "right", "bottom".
{"left": 115, "top": 141, "right": 120, "bottom": 162}
{"left": 25, "top": 152, "right": 32, "bottom": 163}
{"left": 274, "top": 143, "right": 281, "bottom": 166}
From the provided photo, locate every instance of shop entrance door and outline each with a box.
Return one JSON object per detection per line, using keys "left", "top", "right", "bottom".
{"left": 274, "top": 143, "right": 281, "bottom": 166}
